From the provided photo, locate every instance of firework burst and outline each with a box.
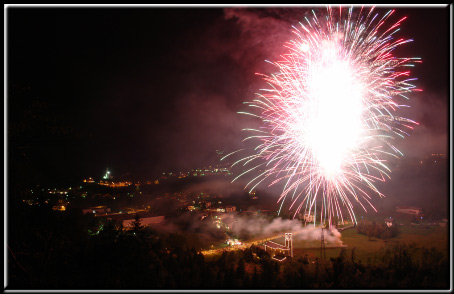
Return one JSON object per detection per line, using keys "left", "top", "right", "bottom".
{"left": 225, "top": 6, "right": 421, "bottom": 228}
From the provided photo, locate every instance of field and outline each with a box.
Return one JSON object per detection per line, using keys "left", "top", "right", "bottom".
{"left": 194, "top": 209, "right": 449, "bottom": 263}
{"left": 287, "top": 224, "right": 449, "bottom": 262}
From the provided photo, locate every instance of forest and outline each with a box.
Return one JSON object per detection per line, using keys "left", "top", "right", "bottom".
{"left": 7, "top": 200, "right": 449, "bottom": 289}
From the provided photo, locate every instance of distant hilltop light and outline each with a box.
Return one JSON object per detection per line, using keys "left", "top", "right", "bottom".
{"left": 103, "top": 168, "right": 112, "bottom": 180}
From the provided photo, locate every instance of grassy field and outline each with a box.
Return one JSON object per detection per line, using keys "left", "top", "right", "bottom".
{"left": 392, "top": 225, "right": 449, "bottom": 252}
{"left": 289, "top": 225, "right": 449, "bottom": 263}
{"left": 196, "top": 209, "right": 449, "bottom": 263}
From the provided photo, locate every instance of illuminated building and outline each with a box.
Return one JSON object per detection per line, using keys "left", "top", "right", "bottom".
{"left": 98, "top": 181, "right": 132, "bottom": 188}
{"left": 285, "top": 233, "right": 293, "bottom": 258}
{"left": 52, "top": 205, "right": 66, "bottom": 211}
{"left": 49, "top": 189, "right": 68, "bottom": 195}
{"left": 385, "top": 217, "right": 395, "bottom": 227}
{"left": 264, "top": 233, "right": 293, "bottom": 261}
{"left": 396, "top": 206, "right": 423, "bottom": 215}
{"left": 82, "top": 206, "right": 111, "bottom": 214}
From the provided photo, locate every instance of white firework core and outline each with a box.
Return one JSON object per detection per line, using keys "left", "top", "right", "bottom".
{"left": 228, "top": 7, "right": 421, "bottom": 227}
{"left": 305, "top": 40, "right": 364, "bottom": 177}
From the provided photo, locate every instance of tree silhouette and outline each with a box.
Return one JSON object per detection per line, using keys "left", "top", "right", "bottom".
{"left": 131, "top": 213, "right": 143, "bottom": 235}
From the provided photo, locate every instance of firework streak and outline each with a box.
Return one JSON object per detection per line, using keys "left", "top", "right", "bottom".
{"left": 225, "top": 7, "right": 421, "bottom": 228}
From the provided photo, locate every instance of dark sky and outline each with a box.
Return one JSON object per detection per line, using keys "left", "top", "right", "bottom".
{"left": 7, "top": 5, "right": 451, "bottom": 186}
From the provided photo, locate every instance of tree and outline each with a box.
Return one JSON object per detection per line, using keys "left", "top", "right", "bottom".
{"left": 381, "top": 229, "right": 392, "bottom": 242}
{"left": 235, "top": 259, "right": 246, "bottom": 286}
{"left": 251, "top": 265, "right": 259, "bottom": 288}
{"left": 366, "top": 225, "right": 374, "bottom": 241}
{"left": 131, "top": 213, "right": 144, "bottom": 235}
{"left": 356, "top": 221, "right": 366, "bottom": 234}
{"left": 351, "top": 247, "right": 356, "bottom": 264}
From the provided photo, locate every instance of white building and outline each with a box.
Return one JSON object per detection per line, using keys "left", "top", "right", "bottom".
{"left": 385, "top": 218, "right": 395, "bottom": 227}
{"left": 396, "top": 206, "right": 423, "bottom": 215}
{"left": 264, "top": 233, "right": 293, "bottom": 261}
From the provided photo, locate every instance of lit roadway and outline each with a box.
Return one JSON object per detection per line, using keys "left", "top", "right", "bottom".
{"left": 200, "top": 225, "right": 354, "bottom": 256}
{"left": 200, "top": 231, "right": 298, "bottom": 256}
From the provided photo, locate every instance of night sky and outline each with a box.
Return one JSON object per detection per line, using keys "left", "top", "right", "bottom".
{"left": 7, "top": 5, "right": 450, "bottom": 187}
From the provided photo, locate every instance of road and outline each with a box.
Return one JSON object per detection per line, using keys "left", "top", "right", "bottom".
{"left": 200, "top": 231, "right": 301, "bottom": 256}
